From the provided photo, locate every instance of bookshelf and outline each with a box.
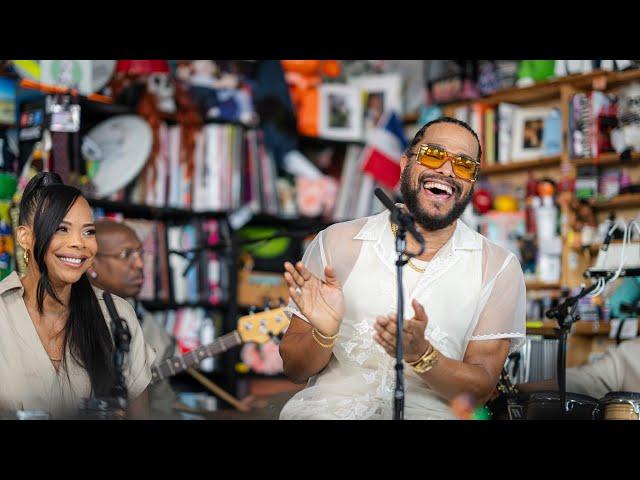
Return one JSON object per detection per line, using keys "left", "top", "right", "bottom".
{"left": 430, "top": 68, "right": 640, "bottom": 367}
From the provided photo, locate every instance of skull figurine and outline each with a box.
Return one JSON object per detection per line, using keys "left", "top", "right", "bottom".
{"left": 146, "top": 73, "right": 176, "bottom": 114}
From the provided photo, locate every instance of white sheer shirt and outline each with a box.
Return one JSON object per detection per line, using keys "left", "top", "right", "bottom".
{"left": 280, "top": 207, "right": 526, "bottom": 420}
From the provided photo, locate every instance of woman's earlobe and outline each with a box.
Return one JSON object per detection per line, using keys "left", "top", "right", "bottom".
{"left": 15, "top": 225, "right": 32, "bottom": 252}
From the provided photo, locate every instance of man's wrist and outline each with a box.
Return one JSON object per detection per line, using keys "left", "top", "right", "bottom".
{"left": 405, "top": 341, "right": 431, "bottom": 364}
{"left": 314, "top": 320, "right": 341, "bottom": 338}
{"left": 408, "top": 344, "right": 440, "bottom": 374}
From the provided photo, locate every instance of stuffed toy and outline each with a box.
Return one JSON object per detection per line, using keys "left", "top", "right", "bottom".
{"left": 177, "top": 60, "right": 258, "bottom": 126}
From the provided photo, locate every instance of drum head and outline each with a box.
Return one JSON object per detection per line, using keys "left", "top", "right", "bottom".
{"left": 599, "top": 392, "right": 640, "bottom": 420}
{"left": 525, "top": 391, "right": 599, "bottom": 420}
{"left": 600, "top": 391, "right": 640, "bottom": 403}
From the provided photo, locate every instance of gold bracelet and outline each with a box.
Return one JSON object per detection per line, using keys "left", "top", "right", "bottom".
{"left": 407, "top": 343, "right": 433, "bottom": 366}
{"left": 408, "top": 344, "right": 440, "bottom": 374}
{"left": 311, "top": 328, "right": 336, "bottom": 348}
{"left": 313, "top": 327, "right": 339, "bottom": 340}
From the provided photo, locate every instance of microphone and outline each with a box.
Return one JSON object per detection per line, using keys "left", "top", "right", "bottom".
{"left": 374, "top": 188, "right": 425, "bottom": 247}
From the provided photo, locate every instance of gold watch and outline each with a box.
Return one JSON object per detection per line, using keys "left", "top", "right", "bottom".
{"left": 407, "top": 344, "right": 440, "bottom": 374}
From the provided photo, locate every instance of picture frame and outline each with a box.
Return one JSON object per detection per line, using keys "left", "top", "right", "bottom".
{"left": 348, "top": 73, "right": 403, "bottom": 132}
{"left": 510, "top": 106, "right": 554, "bottom": 161}
{"left": 318, "top": 83, "right": 363, "bottom": 142}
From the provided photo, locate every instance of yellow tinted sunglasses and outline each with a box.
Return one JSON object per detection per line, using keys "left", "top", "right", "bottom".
{"left": 414, "top": 144, "right": 480, "bottom": 182}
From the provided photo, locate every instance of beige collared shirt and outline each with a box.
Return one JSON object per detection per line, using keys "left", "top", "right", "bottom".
{"left": 0, "top": 271, "right": 155, "bottom": 419}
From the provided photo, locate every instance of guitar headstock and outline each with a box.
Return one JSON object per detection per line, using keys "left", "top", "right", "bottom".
{"left": 237, "top": 307, "right": 289, "bottom": 344}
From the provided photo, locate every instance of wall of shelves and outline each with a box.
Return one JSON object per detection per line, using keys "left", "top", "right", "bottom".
{"left": 436, "top": 69, "right": 640, "bottom": 368}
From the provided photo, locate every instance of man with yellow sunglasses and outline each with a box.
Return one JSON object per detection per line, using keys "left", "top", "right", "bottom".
{"left": 279, "top": 117, "right": 526, "bottom": 420}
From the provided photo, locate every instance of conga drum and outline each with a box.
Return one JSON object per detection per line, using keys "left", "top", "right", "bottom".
{"left": 598, "top": 392, "right": 640, "bottom": 420}
{"left": 524, "top": 391, "right": 599, "bottom": 420}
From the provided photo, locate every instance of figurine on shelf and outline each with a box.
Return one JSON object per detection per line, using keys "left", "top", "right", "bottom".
{"left": 177, "top": 60, "right": 258, "bottom": 126}
{"left": 567, "top": 198, "right": 598, "bottom": 248}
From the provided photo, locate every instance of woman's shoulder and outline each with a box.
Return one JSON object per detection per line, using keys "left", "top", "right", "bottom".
{"left": 0, "top": 271, "right": 24, "bottom": 298}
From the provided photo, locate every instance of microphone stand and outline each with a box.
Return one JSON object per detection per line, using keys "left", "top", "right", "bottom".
{"left": 545, "top": 276, "right": 610, "bottom": 418}
{"left": 374, "top": 188, "right": 425, "bottom": 420}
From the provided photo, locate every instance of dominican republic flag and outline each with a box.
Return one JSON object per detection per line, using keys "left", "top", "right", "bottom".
{"left": 360, "top": 111, "right": 408, "bottom": 190}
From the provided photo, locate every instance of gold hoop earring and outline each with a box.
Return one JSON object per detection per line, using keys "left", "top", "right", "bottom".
{"left": 23, "top": 249, "right": 30, "bottom": 266}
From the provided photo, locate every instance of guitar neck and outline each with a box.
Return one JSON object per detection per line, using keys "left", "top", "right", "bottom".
{"left": 150, "top": 331, "right": 242, "bottom": 384}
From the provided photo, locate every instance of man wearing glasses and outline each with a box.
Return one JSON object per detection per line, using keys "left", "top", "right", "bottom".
{"left": 279, "top": 117, "right": 526, "bottom": 419}
{"left": 88, "top": 220, "right": 179, "bottom": 418}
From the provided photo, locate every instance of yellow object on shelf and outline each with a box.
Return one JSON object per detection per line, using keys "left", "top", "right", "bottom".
{"left": 235, "top": 362, "right": 250, "bottom": 374}
{"left": 493, "top": 195, "right": 519, "bottom": 212}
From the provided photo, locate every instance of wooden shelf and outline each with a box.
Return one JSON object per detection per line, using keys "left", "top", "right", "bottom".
{"left": 526, "top": 281, "right": 562, "bottom": 290}
{"left": 481, "top": 156, "right": 562, "bottom": 175}
{"left": 526, "top": 320, "right": 559, "bottom": 337}
{"left": 573, "top": 151, "right": 640, "bottom": 168}
{"left": 526, "top": 319, "right": 611, "bottom": 336}
{"left": 436, "top": 69, "right": 640, "bottom": 108}
{"left": 572, "top": 320, "right": 611, "bottom": 336}
{"left": 593, "top": 193, "right": 640, "bottom": 211}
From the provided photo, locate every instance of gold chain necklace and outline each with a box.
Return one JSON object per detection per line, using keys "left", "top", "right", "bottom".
{"left": 390, "top": 221, "right": 426, "bottom": 273}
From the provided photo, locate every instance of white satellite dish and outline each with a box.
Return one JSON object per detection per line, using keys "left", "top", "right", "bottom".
{"left": 83, "top": 114, "right": 152, "bottom": 198}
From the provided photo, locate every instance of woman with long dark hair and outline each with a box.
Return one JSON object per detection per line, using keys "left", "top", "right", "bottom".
{"left": 0, "top": 172, "right": 154, "bottom": 419}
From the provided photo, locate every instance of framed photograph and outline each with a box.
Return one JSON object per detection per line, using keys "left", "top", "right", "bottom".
{"left": 348, "top": 73, "right": 403, "bottom": 131}
{"left": 318, "top": 84, "right": 363, "bottom": 142}
{"left": 510, "top": 107, "right": 554, "bottom": 161}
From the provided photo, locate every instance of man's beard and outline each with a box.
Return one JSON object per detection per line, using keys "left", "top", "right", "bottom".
{"left": 400, "top": 167, "right": 474, "bottom": 232}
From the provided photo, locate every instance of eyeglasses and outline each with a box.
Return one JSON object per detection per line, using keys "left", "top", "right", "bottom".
{"left": 413, "top": 144, "right": 480, "bottom": 182}
{"left": 98, "top": 247, "right": 145, "bottom": 263}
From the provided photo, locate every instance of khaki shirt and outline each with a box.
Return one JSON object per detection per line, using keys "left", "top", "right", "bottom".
{"left": 0, "top": 271, "right": 155, "bottom": 419}
{"left": 566, "top": 338, "right": 640, "bottom": 399}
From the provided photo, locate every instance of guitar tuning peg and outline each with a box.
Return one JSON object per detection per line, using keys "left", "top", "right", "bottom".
{"left": 278, "top": 297, "right": 286, "bottom": 307}
{"left": 248, "top": 305, "right": 256, "bottom": 315}
{"left": 271, "top": 334, "right": 281, "bottom": 345}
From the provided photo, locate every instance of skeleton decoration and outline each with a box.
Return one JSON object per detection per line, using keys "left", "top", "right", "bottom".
{"left": 146, "top": 73, "right": 176, "bottom": 114}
